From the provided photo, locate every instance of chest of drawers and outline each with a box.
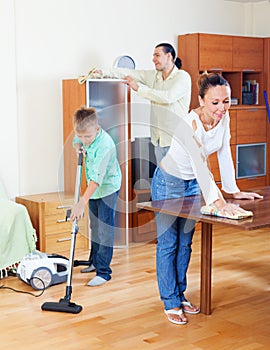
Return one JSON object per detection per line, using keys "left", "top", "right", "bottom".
{"left": 16, "top": 192, "right": 89, "bottom": 254}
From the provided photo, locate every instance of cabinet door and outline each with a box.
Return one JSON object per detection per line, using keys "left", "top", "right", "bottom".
{"left": 198, "top": 33, "right": 233, "bottom": 71}
{"left": 236, "top": 109, "right": 267, "bottom": 144}
{"left": 233, "top": 37, "right": 264, "bottom": 71}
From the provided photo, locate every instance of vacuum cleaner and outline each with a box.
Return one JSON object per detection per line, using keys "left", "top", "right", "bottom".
{"left": 17, "top": 251, "right": 69, "bottom": 290}
{"left": 41, "top": 148, "right": 84, "bottom": 314}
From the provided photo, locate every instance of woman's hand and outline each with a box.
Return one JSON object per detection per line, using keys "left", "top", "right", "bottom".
{"left": 213, "top": 198, "right": 247, "bottom": 216}
{"left": 70, "top": 198, "right": 86, "bottom": 221}
{"left": 233, "top": 191, "right": 263, "bottom": 200}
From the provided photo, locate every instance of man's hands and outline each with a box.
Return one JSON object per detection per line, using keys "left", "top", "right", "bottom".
{"left": 124, "top": 75, "right": 139, "bottom": 91}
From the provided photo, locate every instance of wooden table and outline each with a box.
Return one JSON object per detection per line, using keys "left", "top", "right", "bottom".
{"left": 137, "top": 186, "right": 270, "bottom": 315}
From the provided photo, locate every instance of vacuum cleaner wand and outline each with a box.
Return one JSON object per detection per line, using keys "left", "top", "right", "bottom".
{"left": 41, "top": 148, "right": 84, "bottom": 314}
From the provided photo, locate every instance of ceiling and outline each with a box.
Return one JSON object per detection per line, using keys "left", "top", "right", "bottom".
{"left": 225, "top": 0, "right": 268, "bottom": 3}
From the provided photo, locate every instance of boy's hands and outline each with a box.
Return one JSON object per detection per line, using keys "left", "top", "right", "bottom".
{"left": 70, "top": 198, "right": 86, "bottom": 221}
{"left": 69, "top": 181, "right": 98, "bottom": 221}
{"left": 74, "top": 144, "right": 86, "bottom": 157}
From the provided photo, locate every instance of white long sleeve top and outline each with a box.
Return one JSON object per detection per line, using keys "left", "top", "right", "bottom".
{"left": 161, "top": 110, "right": 240, "bottom": 205}
{"left": 102, "top": 66, "right": 191, "bottom": 147}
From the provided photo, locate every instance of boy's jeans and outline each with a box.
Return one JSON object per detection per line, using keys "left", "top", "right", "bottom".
{"left": 88, "top": 191, "right": 119, "bottom": 281}
{"left": 151, "top": 166, "right": 200, "bottom": 310}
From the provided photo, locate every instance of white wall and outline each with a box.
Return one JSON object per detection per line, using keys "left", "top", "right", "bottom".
{"left": 253, "top": 1, "right": 270, "bottom": 35}
{"left": 1, "top": 0, "right": 270, "bottom": 199}
{"left": 0, "top": 0, "right": 19, "bottom": 198}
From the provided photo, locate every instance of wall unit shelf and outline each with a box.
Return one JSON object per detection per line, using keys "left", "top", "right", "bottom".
{"left": 178, "top": 33, "right": 264, "bottom": 109}
{"left": 178, "top": 33, "right": 269, "bottom": 190}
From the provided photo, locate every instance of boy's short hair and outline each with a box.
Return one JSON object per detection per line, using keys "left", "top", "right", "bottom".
{"left": 73, "top": 106, "right": 98, "bottom": 132}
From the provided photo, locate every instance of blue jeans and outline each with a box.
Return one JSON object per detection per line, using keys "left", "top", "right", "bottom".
{"left": 151, "top": 166, "right": 200, "bottom": 310}
{"left": 88, "top": 191, "right": 119, "bottom": 281}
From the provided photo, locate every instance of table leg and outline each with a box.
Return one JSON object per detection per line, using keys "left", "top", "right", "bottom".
{"left": 200, "top": 222, "right": 213, "bottom": 315}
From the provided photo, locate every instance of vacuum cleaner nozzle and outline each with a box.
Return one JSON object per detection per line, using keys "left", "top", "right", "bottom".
{"left": 41, "top": 298, "right": 82, "bottom": 314}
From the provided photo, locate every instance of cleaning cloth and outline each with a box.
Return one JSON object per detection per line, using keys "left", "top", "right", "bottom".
{"left": 200, "top": 204, "right": 253, "bottom": 220}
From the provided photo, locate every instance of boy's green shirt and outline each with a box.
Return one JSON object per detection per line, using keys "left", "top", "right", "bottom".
{"left": 73, "top": 128, "right": 122, "bottom": 199}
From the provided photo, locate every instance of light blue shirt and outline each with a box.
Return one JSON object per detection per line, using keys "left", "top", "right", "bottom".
{"left": 73, "top": 129, "right": 122, "bottom": 199}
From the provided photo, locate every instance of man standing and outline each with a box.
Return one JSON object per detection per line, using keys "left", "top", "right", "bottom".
{"left": 91, "top": 43, "right": 191, "bottom": 164}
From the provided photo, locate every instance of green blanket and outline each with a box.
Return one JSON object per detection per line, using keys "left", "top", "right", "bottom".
{"left": 0, "top": 199, "right": 37, "bottom": 278}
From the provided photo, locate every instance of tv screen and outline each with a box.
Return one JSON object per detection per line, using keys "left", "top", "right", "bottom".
{"left": 236, "top": 143, "right": 266, "bottom": 179}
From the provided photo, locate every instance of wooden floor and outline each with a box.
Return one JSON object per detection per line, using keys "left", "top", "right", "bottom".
{"left": 1, "top": 224, "right": 270, "bottom": 349}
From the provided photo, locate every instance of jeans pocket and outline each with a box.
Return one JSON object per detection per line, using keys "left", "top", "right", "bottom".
{"left": 152, "top": 167, "right": 185, "bottom": 200}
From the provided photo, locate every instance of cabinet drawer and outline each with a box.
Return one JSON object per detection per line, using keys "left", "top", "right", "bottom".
{"left": 45, "top": 232, "right": 87, "bottom": 254}
{"left": 44, "top": 200, "right": 72, "bottom": 215}
{"left": 45, "top": 214, "right": 87, "bottom": 235}
{"left": 137, "top": 211, "right": 156, "bottom": 234}
{"left": 137, "top": 220, "right": 156, "bottom": 235}
{"left": 236, "top": 176, "right": 266, "bottom": 190}
{"left": 133, "top": 210, "right": 156, "bottom": 242}
{"left": 236, "top": 109, "right": 267, "bottom": 144}
{"left": 44, "top": 214, "right": 71, "bottom": 235}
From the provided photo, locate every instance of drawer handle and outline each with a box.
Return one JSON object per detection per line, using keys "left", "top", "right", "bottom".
{"left": 57, "top": 238, "right": 71, "bottom": 242}
{"left": 247, "top": 108, "right": 258, "bottom": 112}
{"left": 56, "top": 219, "right": 67, "bottom": 223}
{"left": 57, "top": 205, "right": 72, "bottom": 209}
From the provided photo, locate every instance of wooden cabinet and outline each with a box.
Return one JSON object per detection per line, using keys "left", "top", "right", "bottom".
{"left": 263, "top": 38, "right": 270, "bottom": 186}
{"left": 229, "top": 109, "right": 237, "bottom": 144}
{"left": 208, "top": 108, "right": 267, "bottom": 189}
{"left": 178, "top": 33, "right": 264, "bottom": 109}
{"left": 236, "top": 108, "right": 267, "bottom": 144}
{"left": 15, "top": 192, "right": 89, "bottom": 254}
{"left": 232, "top": 36, "right": 264, "bottom": 71}
{"left": 179, "top": 33, "right": 233, "bottom": 72}
{"left": 178, "top": 33, "right": 269, "bottom": 190}
{"left": 198, "top": 33, "right": 233, "bottom": 71}
{"left": 62, "top": 79, "right": 132, "bottom": 245}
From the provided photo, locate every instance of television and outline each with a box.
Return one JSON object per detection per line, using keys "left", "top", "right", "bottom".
{"left": 236, "top": 143, "right": 266, "bottom": 179}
